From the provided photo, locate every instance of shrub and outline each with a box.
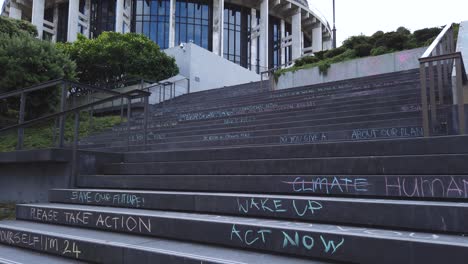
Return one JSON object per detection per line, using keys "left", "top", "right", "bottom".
{"left": 375, "top": 31, "right": 410, "bottom": 51}
{"left": 58, "top": 32, "right": 179, "bottom": 88}
{"left": 294, "top": 56, "right": 319, "bottom": 67}
{"left": 0, "top": 16, "right": 37, "bottom": 37}
{"left": 0, "top": 33, "right": 76, "bottom": 119}
{"left": 324, "top": 46, "right": 347, "bottom": 59}
{"left": 343, "top": 35, "right": 371, "bottom": 49}
{"left": 370, "top": 46, "right": 389, "bottom": 56}
{"left": 354, "top": 43, "right": 373, "bottom": 57}
{"left": 413, "top": 27, "right": 442, "bottom": 46}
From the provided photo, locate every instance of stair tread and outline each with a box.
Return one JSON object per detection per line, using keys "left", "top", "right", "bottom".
{"left": 0, "top": 220, "right": 326, "bottom": 264}
{"left": 0, "top": 244, "right": 84, "bottom": 264}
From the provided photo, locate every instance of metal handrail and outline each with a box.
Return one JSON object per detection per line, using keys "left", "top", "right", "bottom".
{"left": 0, "top": 90, "right": 149, "bottom": 133}
{"left": 0, "top": 79, "right": 64, "bottom": 100}
{"left": 418, "top": 23, "right": 466, "bottom": 137}
{"left": 0, "top": 79, "right": 153, "bottom": 150}
{"left": 421, "top": 24, "right": 453, "bottom": 59}
{"left": 0, "top": 88, "right": 150, "bottom": 187}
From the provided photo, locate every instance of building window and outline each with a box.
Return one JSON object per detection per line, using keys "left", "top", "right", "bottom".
{"left": 223, "top": 3, "right": 250, "bottom": 68}
{"left": 56, "top": 2, "right": 69, "bottom": 42}
{"left": 90, "top": 0, "right": 116, "bottom": 38}
{"left": 132, "top": 0, "right": 170, "bottom": 49}
{"left": 269, "top": 16, "right": 291, "bottom": 69}
{"left": 175, "top": 0, "right": 212, "bottom": 51}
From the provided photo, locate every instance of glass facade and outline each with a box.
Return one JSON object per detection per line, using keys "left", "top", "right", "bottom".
{"left": 269, "top": 16, "right": 292, "bottom": 69}
{"left": 132, "top": 0, "right": 171, "bottom": 49}
{"left": 90, "top": 0, "right": 116, "bottom": 38}
{"left": 223, "top": 3, "right": 250, "bottom": 67}
{"left": 175, "top": 0, "right": 212, "bottom": 50}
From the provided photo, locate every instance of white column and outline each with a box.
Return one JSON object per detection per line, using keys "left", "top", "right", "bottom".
{"left": 9, "top": 2, "right": 22, "bottom": 19}
{"left": 280, "top": 19, "right": 286, "bottom": 65}
{"left": 250, "top": 8, "right": 258, "bottom": 71}
{"left": 259, "top": 0, "right": 269, "bottom": 71}
{"left": 67, "top": 0, "right": 79, "bottom": 42}
{"left": 83, "top": 0, "right": 91, "bottom": 37}
{"left": 212, "top": 0, "right": 224, "bottom": 55}
{"left": 168, "top": 0, "right": 176, "bottom": 48}
{"left": 291, "top": 11, "right": 301, "bottom": 60}
{"left": 52, "top": 4, "right": 59, "bottom": 42}
{"left": 32, "top": 0, "right": 45, "bottom": 39}
{"left": 115, "top": 0, "right": 124, "bottom": 33}
{"left": 312, "top": 25, "right": 323, "bottom": 52}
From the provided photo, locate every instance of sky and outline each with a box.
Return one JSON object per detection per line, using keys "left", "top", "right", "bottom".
{"left": 309, "top": 0, "right": 468, "bottom": 45}
{"left": 1, "top": 0, "right": 467, "bottom": 46}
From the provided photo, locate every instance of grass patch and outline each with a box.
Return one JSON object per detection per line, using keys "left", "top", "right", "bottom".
{"left": 0, "top": 203, "right": 15, "bottom": 220}
{"left": 0, "top": 114, "right": 124, "bottom": 152}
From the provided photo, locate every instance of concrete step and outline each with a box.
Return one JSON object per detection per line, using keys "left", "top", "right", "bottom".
{"left": 120, "top": 135, "right": 468, "bottom": 162}
{"left": 0, "top": 220, "right": 322, "bottom": 264}
{"left": 88, "top": 100, "right": 422, "bottom": 141}
{"left": 84, "top": 123, "right": 424, "bottom": 152}
{"left": 160, "top": 70, "right": 419, "bottom": 111}
{"left": 14, "top": 204, "right": 468, "bottom": 264}
{"left": 99, "top": 154, "right": 468, "bottom": 176}
{"left": 50, "top": 188, "right": 468, "bottom": 234}
{"left": 156, "top": 90, "right": 421, "bottom": 123}
{"left": 82, "top": 111, "right": 423, "bottom": 147}
{"left": 81, "top": 117, "right": 423, "bottom": 151}
{"left": 77, "top": 174, "right": 468, "bottom": 201}
{"left": 108, "top": 97, "right": 421, "bottom": 135}
{"left": 0, "top": 244, "right": 85, "bottom": 264}
{"left": 158, "top": 83, "right": 420, "bottom": 116}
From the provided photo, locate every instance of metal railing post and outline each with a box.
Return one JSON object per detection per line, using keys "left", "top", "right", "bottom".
{"left": 58, "top": 82, "right": 67, "bottom": 148}
{"left": 420, "top": 63, "right": 430, "bottom": 137}
{"left": 143, "top": 96, "right": 149, "bottom": 149}
{"left": 428, "top": 61, "right": 437, "bottom": 129}
{"left": 456, "top": 57, "right": 466, "bottom": 134}
{"left": 127, "top": 96, "right": 131, "bottom": 151}
{"left": 120, "top": 97, "right": 124, "bottom": 122}
{"left": 436, "top": 45, "right": 444, "bottom": 104}
{"left": 187, "top": 78, "right": 191, "bottom": 94}
{"left": 70, "top": 111, "right": 80, "bottom": 188}
{"left": 16, "top": 92, "right": 26, "bottom": 150}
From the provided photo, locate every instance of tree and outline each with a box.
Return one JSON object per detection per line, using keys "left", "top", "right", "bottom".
{"left": 58, "top": 32, "right": 179, "bottom": 88}
{"left": 0, "top": 33, "right": 76, "bottom": 118}
{"left": 413, "top": 27, "right": 442, "bottom": 46}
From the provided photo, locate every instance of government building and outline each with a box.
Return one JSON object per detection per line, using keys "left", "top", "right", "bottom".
{"left": 1, "top": 0, "right": 332, "bottom": 72}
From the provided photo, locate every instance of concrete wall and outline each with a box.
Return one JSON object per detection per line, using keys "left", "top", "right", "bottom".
{"left": 0, "top": 149, "right": 73, "bottom": 203}
{"left": 0, "top": 149, "right": 123, "bottom": 203}
{"left": 277, "top": 47, "right": 427, "bottom": 90}
{"left": 164, "top": 43, "right": 261, "bottom": 93}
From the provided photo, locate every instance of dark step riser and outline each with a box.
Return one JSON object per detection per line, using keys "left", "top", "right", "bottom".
{"left": 87, "top": 101, "right": 422, "bottom": 141}
{"left": 82, "top": 119, "right": 422, "bottom": 150}
{"left": 85, "top": 112, "right": 423, "bottom": 146}
{"left": 85, "top": 120, "right": 422, "bottom": 152}
{"left": 110, "top": 97, "right": 421, "bottom": 135}
{"left": 15, "top": 205, "right": 468, "bottom": 264}
{"left": 49, "top": 189, "right": 468, "bottom": 234}
{"left": 162, "top": 74, "right": 420, "bottom": 109}
{"left": 155, "top": 90, "right": 421, "bottom": 123}
{"left": 157, "top": 83, "right": 420, "bottom": 115}
{"left": 0, "top": 226, "right": 225, "bottom": 264}
{"left": 100, "top": 155, "right": 468, "bottom": 176}
{"left": 122, "top": 135, "right": 467, "bottom": 163}
{"left": 78, "top": 175, "right": 468, "bottom": 201}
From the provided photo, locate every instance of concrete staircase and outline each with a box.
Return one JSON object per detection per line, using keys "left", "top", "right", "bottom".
{"left": 1, "top": 70, "right": 468, "bottom": 263}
